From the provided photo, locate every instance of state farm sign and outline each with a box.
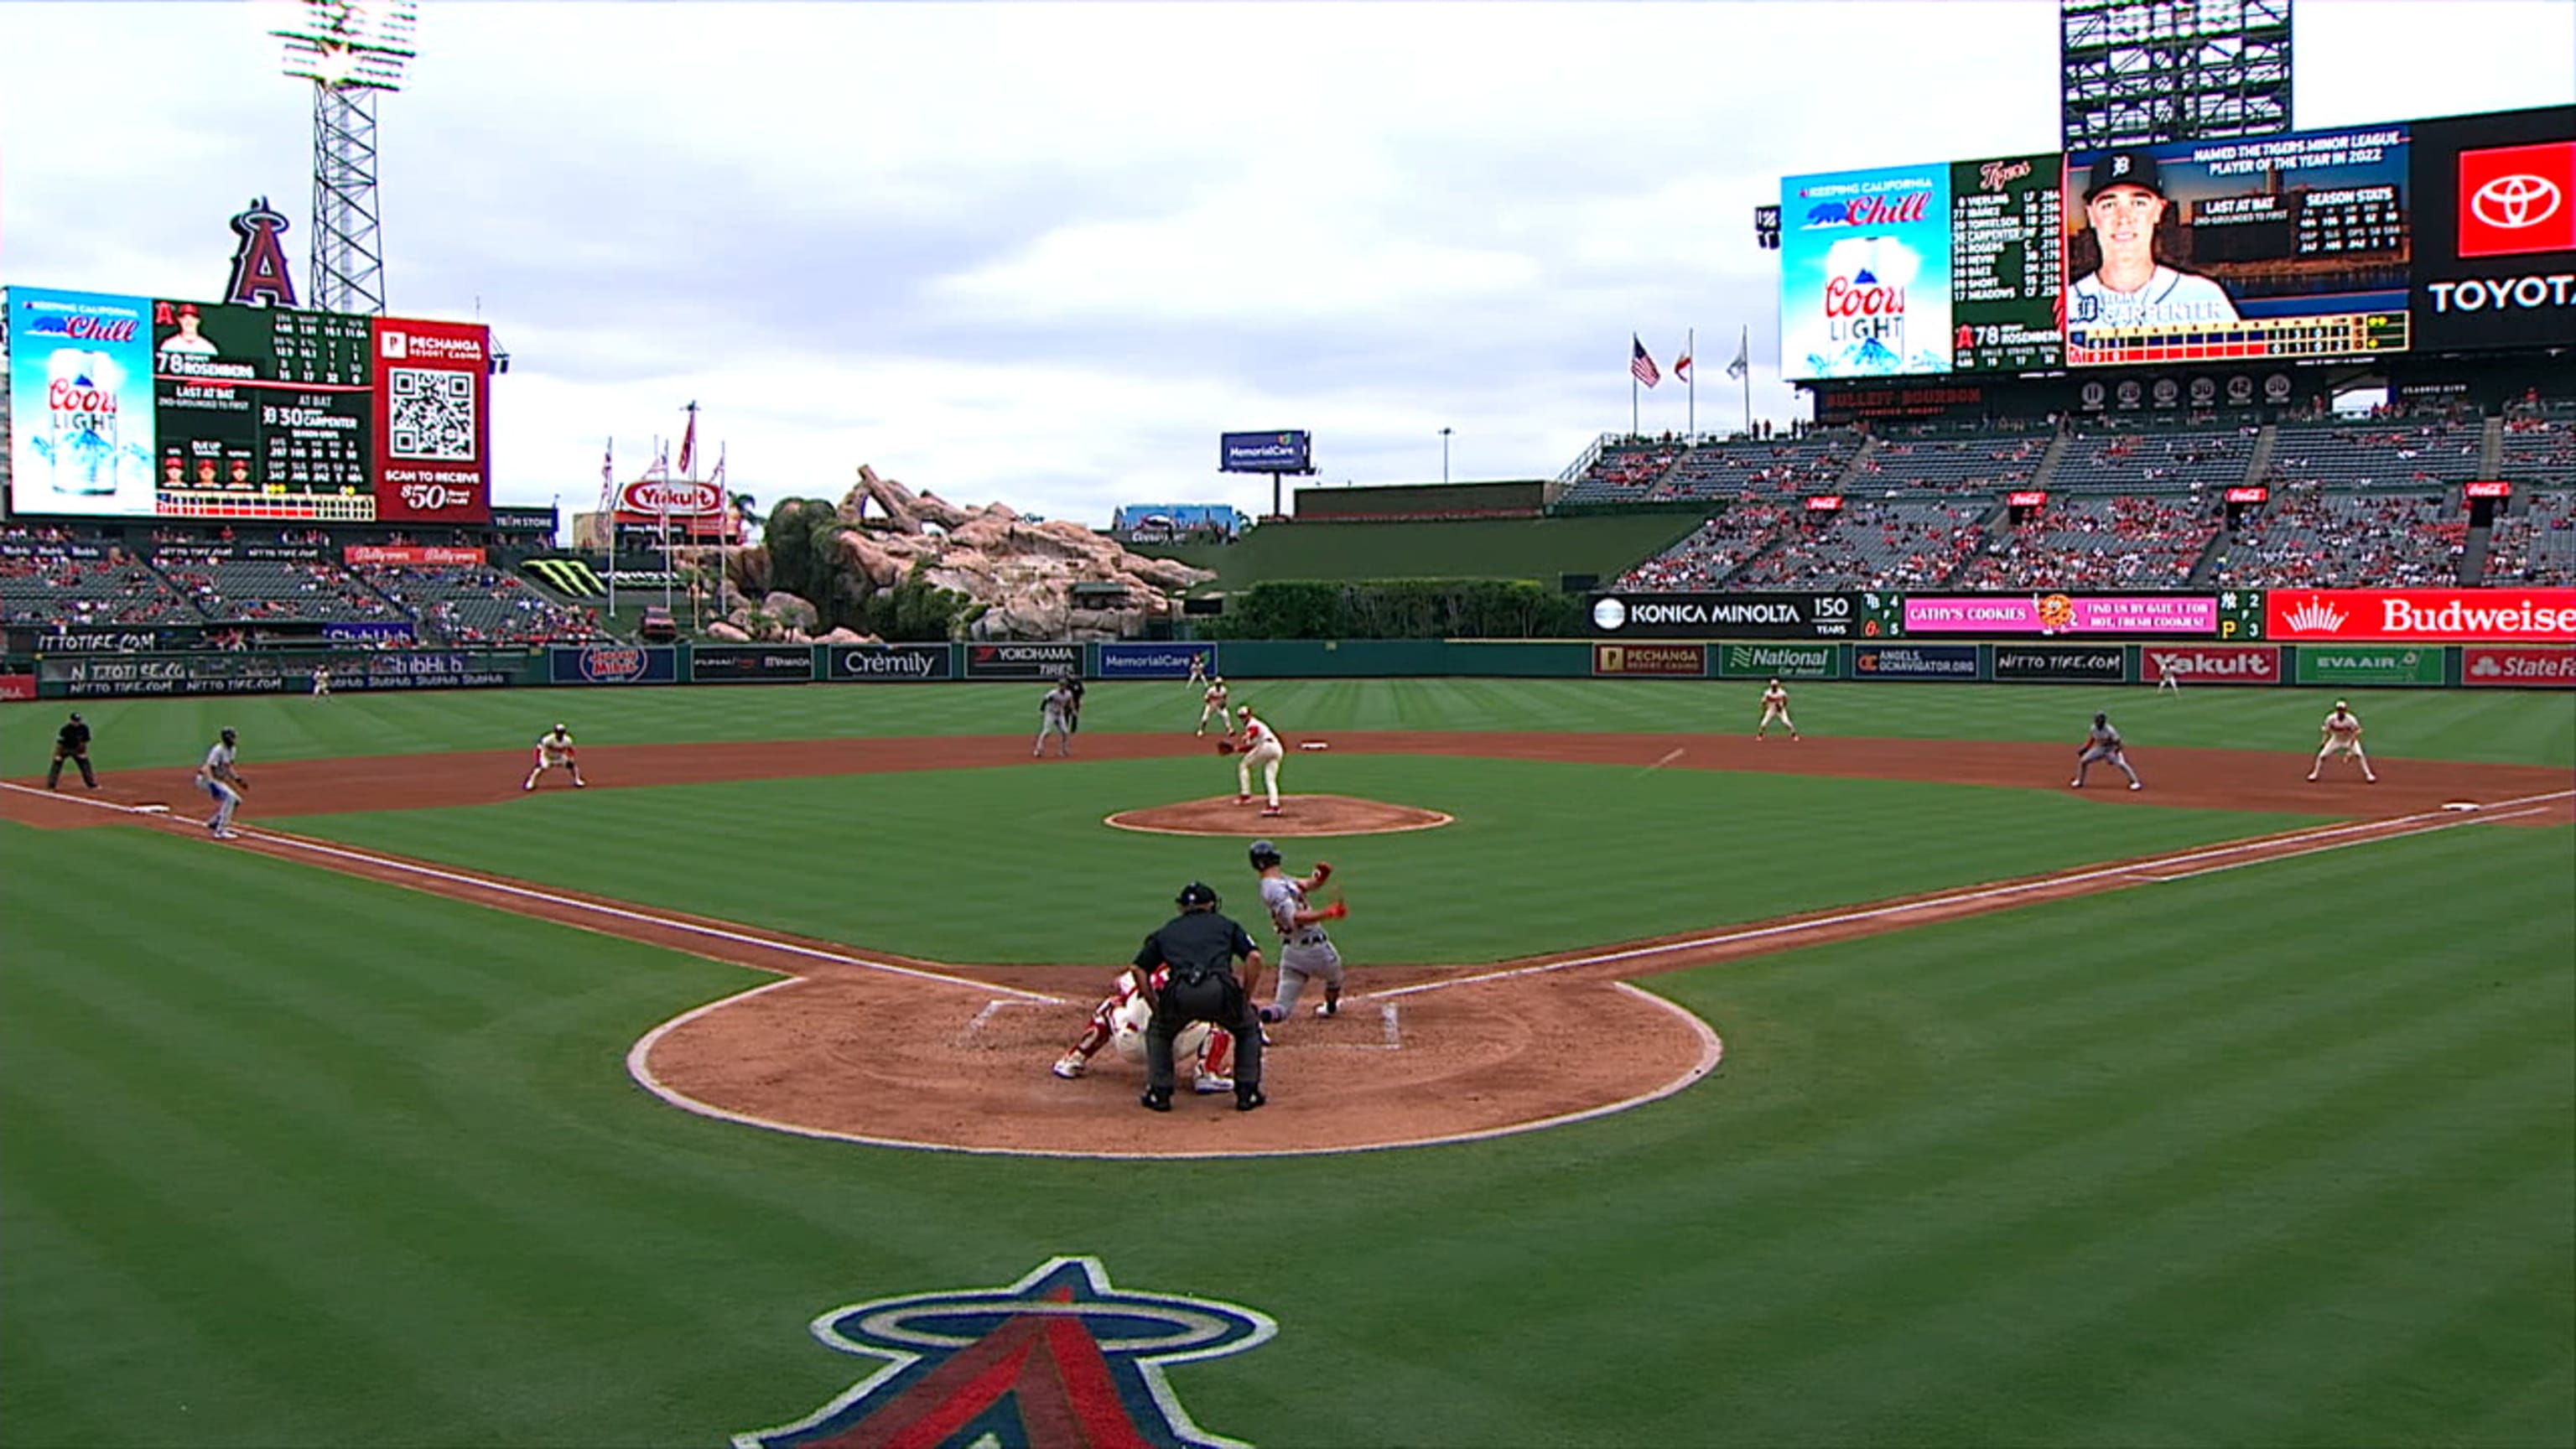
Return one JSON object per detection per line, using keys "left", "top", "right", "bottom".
{"left": 2462, "top": 646, "right": 2576, "bottom": 688}
{"left": 2141, "top": 644, "right": 2281, "bottom": 685}
{"left": 618, "top": 479, "right": 722, "bottom": 517}
{"left": 2266, "top": 589, "right": 2576, "bottom": 643}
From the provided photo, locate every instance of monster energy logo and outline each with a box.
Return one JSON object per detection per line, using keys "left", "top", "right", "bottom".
{"left": 523, "top": 558, "right": 607, "bottom": 599}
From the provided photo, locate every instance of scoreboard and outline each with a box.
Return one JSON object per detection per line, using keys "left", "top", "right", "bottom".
{"left": 153, "top": 301, "right": 378, "bottom": 521}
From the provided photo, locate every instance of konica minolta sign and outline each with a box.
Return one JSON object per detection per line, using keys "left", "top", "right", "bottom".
{"left": 1218, "top": 430, "right": 1314, "bottom": 474}
{"left": 1587, "top": 593, "right": 1868, "bottom": 639}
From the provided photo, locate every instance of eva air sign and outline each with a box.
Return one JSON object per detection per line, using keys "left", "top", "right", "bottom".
{"left": 2293, "top": 646, "right": 2446, "bottom": 687}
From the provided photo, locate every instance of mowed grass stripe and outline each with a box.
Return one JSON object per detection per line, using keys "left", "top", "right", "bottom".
{"left": 280, "top": 758, "right": 2324, "bottom": 966}
{"left": 8, "top": 678, "right": 2570, "bottom": 771}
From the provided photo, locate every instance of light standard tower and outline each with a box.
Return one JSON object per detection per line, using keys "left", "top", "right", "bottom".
{"left": 1440, "top": 427, "right": 1453, "bottom": 485}
{"left": 274, "top": 0, "right": 418, "bottom": 315}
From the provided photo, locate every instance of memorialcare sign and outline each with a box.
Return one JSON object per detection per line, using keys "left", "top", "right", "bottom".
{"left": 826, "top": 644, "right": 953, "bottom": 682}
{"left": 1852, "top": 643, "right": 1979, "bottom": 680}
{"left": 1098, "top": 643, "right": 1214, "bottom": 680}
{"left": 2267, "top": 588, "right": 2576, "bottom": 643}
{"left": 1992, "top": 643, "right": 2127, "bottom": 682}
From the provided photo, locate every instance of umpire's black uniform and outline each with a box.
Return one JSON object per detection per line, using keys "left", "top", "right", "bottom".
{"left": 48, "top": 713, "right": 96, "bottom": 790}
{"left": 1135, "top": 882, "right": 1267, "bottom": 1112}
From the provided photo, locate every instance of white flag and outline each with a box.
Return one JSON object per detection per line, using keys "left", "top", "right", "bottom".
{"left": 1725, "top": 329, "right": 1751, "bottom": 381}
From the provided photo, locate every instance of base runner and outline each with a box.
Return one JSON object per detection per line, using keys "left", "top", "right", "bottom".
{"left": 1052, "top": 966, "right": 1238, "bottom": 1094}
{"left": 523, "top": 724, "right": 589, "bottom": 791}
{"left": 1756, "top": 678, "right": 1800, "bottom": 740}
{"left": 2309, "top": 699, "right": 2379, "bottom": 783}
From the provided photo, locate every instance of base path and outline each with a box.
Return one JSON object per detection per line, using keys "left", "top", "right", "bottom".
{"left": 6, "top": 734, "right": 2567, "bottom": 1157}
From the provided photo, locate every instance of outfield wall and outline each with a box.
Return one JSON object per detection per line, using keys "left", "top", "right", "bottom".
{"left": 13, "top": 638, "right": 2571, "bottom": 699}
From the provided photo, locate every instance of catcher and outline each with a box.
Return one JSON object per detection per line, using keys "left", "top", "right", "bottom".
{"left": 1249, "top": 839, "right": 1348, "bottom": 1021}
{"left": 1052, "top": 965, "right": 1240, "bottom": 1094}
{"left": 523, "top": 724, "right": 589, "bottom": 791}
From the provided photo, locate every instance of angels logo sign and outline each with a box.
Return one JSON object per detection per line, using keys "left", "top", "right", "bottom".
{"left": 735, "top": 1258, "right": 1274, "bottom": 1449}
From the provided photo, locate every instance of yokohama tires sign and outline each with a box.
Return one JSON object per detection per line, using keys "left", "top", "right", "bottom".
{"left": 2265, "top": 589, "right": 2576, "bottom": 643}
{"left": 2141, "top": 644, "right": 2282, "bottom": 684}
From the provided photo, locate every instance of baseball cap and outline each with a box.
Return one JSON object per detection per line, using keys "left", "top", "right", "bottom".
{"left": 2085, "top": 149, "right": 2164, "bottom": 200}
{"left": 1176, "top": 881, "right": 1221, "bottom": 909}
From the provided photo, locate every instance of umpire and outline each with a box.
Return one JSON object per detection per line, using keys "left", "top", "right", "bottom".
{"left": 1134, "top": 881, "right": 1268, "bottom": 1113}
{"left": 47, "top": 711, "right": 97, "bottom": 791}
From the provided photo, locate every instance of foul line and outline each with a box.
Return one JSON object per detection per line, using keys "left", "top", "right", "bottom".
{"left": 2130, "top": 804, "right": 2553, "bottom": 880}
{"left": 1368, "top": 789, "right": 2575, "bottom": 1002}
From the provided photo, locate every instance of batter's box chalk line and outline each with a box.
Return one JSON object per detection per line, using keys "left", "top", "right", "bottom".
{"left": 958, "top": 998, "right": 1047, "bottom": 1044}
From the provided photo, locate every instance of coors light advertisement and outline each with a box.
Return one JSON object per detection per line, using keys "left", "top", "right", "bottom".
{"left": 4, "top": 287, "right": 159, "bottom": 516}
{"left": 1781, "top": 162, "right": 1955, "bottom": 379}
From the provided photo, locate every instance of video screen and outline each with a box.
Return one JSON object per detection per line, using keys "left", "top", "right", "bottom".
{"left": 1779, "top": 163, "right": 1955, "bottom": 379}
{"left": 152, "top": 299, "right": 378, "bottom": 520}
{"left": 2062, "top": 124, "right": 2412, "bottom": 366}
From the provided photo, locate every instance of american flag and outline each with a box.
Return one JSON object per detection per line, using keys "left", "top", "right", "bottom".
{"left": 598, "top": 439, "right": 615, "bottom": 514}
{"left": 1631, "top": 336, "right": 1660, "bottom": 387}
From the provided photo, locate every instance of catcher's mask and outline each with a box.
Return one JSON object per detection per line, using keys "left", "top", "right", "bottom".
{"left": 1176, "top": 881, "right": 1221, "bottom": 911}
{"left": 1248, "top": 839, "right": 1282, "bottom": 870}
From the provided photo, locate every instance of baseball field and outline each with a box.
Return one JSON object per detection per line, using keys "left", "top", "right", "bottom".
{"left": 2, "top": 678, "right": 2570, "bottom": 1446}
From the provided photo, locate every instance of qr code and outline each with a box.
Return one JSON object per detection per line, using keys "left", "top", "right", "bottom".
{"left": 387, "top": 369, "right": 477, "bottom": 461}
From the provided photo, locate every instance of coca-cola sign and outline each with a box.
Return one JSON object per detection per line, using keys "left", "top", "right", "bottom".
{"left": 2141, "top": 644, "right": 2282, "bottom": 685}
{"left": 2463, "top": 480, "right": 2512, "bottom": 499}
{"left": 2267, "top": 589, "right": 2576, "bottom": 643}
{"left": 618, "top": 479, "right": 723, "bottom": 517}
{"left": 2225, "top": 486, "right": 2270, "bottom": 504}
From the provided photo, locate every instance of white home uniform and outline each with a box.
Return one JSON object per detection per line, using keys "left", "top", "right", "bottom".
{"left": 1052, "top": 967, "right": 1233, "bottom": 1092}
{"left": 1034, "top": 683, "right": 1078, "bottom": 757}
{"left": 524, "top": 726, "right": 587, "bottom": 791}
{"left": 1235, "top": 708, "right": 1286, "bottom": 813}
{"left": 1259, "top": 871, "right": 1345, "bottom": 1021}
{"left": 1757, "top": 682, "right": 1799, "bottom": 740}
{"left": 1196, "top": 681, "right": 1231, "bottom": 736}
{"left": 2309, "top": 704, "right": 2377, "bottom": 783}
{"left": 311, "top": 664, "right": 331, "bottom": 698}
{"left": 2068, "top": 266, "right": 2241, "bottom": 330}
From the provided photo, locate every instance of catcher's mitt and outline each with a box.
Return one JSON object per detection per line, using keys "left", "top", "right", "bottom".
{"left": 1215, "top": 738, "right": 1236, "bottom": 755}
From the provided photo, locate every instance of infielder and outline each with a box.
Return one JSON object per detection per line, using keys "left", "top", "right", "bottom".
{"left": 1052, "top": 965, "right": 1239, "bottom": 1093}
{"left": 311, "top": 662, "right": 331, "bottom": 698}
{"left": 1757, "top": 678, "right": 1800, "bottom": 740}
{"left": 1034, "top": 682, "right": 1078, "bottom": 757}
{"left": 197, "top": 727, "right": 247, "bottom": 839}
{"left": 1249, "top": 839, "right": 1349, "bottom": 1022}
{"left": 1233, "top": 704, "right": 1286, "bottom": 815}
{"left": 523, "top": 724, "right": 588, "bottom": 791}
{"left": 2072, "top": 711, "right": 2142, "bottom": 790}
{"left": 2309, "top": 699, "right": 2379, "bottom": 783}
{"left": 1195, "top": 677, "right": 1231, "bottom": 736}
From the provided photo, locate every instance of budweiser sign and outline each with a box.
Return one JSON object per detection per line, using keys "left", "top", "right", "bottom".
{"left": 2266, "top": 589, "right": 2576, "bottom": 643}
{"left": 2462, "top": 646, "right": 2576, "bottom": 688}
{"left": 2142, "top": 644, "right": 2281, "bottom": 685}
{"left": 619, "top": 479, "right": 723, "bottom": 517}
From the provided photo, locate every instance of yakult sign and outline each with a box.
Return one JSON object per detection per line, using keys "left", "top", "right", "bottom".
{"left": 2267, "top": 589, "right": 2576, "bottom": 643}
{"left": 2142, "top": 644, "right": 2282, "bottom": 685}
{"left": 618, "top": 479, "right": 722, "bottom": 518}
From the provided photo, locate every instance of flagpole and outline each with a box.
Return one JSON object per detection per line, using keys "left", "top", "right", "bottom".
{"left": 1631, "top": 371, "right": 1639, "bottom": 439}
{"left": 605, "top": 436, "right": 617, "bottom": 619}
{"left": 1687, "top": 327, "right": 1696, "bottom": 439}
{"left": 1740, "top": 325, "right": 1752, "bottom": 437}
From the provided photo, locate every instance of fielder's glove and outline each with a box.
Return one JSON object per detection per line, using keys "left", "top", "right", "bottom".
{"left": 1215, "top": 739, "right": 1236, "bottom": 755}
{"left": 1322, "top": 901, "right": 1348, "bottom": 920}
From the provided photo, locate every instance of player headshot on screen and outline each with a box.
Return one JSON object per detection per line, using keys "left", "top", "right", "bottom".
{"left": 195, "top": 459, "right": 220, "bottom": 486}
{"left": 227, "top": 459, "right": 253, "bottom": 488}
{"left": 163, "top": 455, "right": 185, "bottom": 487}
{"left": 2070, "top": 151, "right": 2242, "bottom": 330}
{"left": 158, "top": 303, "right": 219, "bottom": 359}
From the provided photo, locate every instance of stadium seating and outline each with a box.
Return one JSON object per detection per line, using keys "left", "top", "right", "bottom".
{"left": 1612, "top": 505, "right": 1794, "bottom": 590}
{"left": 1558, "top": 434, "right": 1860, "bottom": 506}
{"left": 153, "top": 555, "right": 409, "bottom": 625}
{"left": 2483, "top": 491, "right": 2576, "bottom": 586}
{"left": 0, "top": 544, "right": 200, "bottom": 627}
{"left": 1950, "top": 493, "right": 2220, "bottom": 589}
{"left": 2207, "top": 487, "right": 2469, "bottom": 588}
{"left": 356, "top": 564, "right": 606, "bottom": 645}
{"left": 1729, "top": 499, "right": 1992, "bottom": 589}
{"left": 1843, "top": 435, "right": 2045, "bottom": 495}
{"left": 2496, "top": 416, "right": 2576, "bottom": 487}
{"left": 2263, "top": 422, "right": 2485, "bottom": 488}
{"left": 2052, "top": 426, "right": 2257, "bottom": 494}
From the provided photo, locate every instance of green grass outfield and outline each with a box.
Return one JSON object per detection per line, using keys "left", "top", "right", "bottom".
{"left": 2, "top": 682, "right": 2569, "bottom": 1446}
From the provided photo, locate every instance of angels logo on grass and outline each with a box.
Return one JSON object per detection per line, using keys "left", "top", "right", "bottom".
{"left": 735, "top": 1256, "right": 1275, "bottom": 1449}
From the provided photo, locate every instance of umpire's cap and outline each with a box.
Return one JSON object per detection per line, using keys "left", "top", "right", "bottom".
{"left": 1176, "top": 881, "right": 1221, "bottom": 910}
{"left": 1248, "top": 839, "right": 1282, "bottom": 870}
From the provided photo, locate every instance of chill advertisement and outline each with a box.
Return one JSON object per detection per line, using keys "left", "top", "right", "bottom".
{"left": 1949, "top": 153, "right": 2065, "bottom": 371}
{"left": 5, "top": 287, "right": 159, "bottom": 516}
{"left": 1780, "top": 163, "right": 1955, "bottom": 379}
{"left": 2063, "top": 124, "right": 2412, "bottom": 366}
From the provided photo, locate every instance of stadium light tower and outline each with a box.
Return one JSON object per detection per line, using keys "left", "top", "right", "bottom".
{"left": 2061, "top": 0, "right": 2292, "bottom": 151}
{"left": 274, "top": 0, "right": 418, "bottom": 314}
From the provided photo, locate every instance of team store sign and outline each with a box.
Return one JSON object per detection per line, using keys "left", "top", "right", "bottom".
{"left": 2266, "top": 588, "right": 2576, "bottom": 644}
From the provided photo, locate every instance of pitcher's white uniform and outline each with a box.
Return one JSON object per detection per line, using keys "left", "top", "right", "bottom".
{"left": 1052, "top": 967, "right": 1233, "bottom": 1092}
{"left": 524, "top": 725, "right": 587, "bottom": 791}
{"left": 2309, "top": 703, "right": 2377, "bottom": 783}
{"left": 1259, "top": 871, "right": 1345, "bottom": 1021}
{"left": 1757, "top": 680, "right": 1799, "bottom": 740}
{"left": 1234, "top": 707, "right": 1285, "bottom": 813}
{"left": 1195, "top": 679, "right": 1231, "bottom": 736}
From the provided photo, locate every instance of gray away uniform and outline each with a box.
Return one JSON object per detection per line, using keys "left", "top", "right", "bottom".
{"left": 1260, "top": 873, "right": 1344, "bottom": 1015}
{"left": 2075, "top": 721, "right": 2142, "bottom": 788}
{"left": 1034, "top": 685, "right": 1077, "bottom": 756}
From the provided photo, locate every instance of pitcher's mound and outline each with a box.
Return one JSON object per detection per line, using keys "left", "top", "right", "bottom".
{"left": 1109, "top": 794, "right": 1452, "bottom": 838}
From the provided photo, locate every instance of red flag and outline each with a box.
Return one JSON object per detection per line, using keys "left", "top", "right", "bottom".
{"left": 1674, "top": 347, "right": 1693, "bottom": 382}
{"left": 675, "top": 406, "right": 698, "bottom": 477}
{"left": 1631, "top": 336, "right": 1660, "bottom": 387}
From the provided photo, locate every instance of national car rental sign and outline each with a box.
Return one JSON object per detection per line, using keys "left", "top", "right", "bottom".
{"left": 2266, "top": 588, "right": 2576, "bottom": 644}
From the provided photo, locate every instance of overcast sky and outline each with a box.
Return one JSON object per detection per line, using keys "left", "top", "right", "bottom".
{"left": 3, "top": 0, "right": 2569, "bottom": 527}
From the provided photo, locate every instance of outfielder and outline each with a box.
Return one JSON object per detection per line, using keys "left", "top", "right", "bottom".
{"left": 523, "top": 724, "right": 588, "bottom": 791}
{"left": 2072, "top": 711, "right": 2142, "bottom": 790}
{"left": 1186, "top": 652, "right": 1210, "bottom": 687}
{"left": 1249, "top": 839, "right": 1349, "bottom": 1022}
{"left": 1034, "top": 682, "right": 1078, "bottom": 757}
{"left": 2309, "top": 699, "right": 2379, "bottom": 783}
{"left": 1233, "top": 704, "right": 1286, "bottom": 815}
{"left": 196, "top": 727, "right": 247, "bottom": 839}
{"left": 1052, "top": 965, "right": 1240, "bottom": 1094}
{"left": 311, "top": 662, "right": 331, "bottom": 698}
{"left": 1757, "top": 678, "right": 1800, "bottom": 740}
{"left": 1195, "top": 677, "right": 1231, "bottom": 736}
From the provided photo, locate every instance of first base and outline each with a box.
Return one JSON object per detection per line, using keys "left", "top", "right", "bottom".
{"left": 2442, "top": 802, "right": 2480, "bottom": 812}
{"left": 130, "top": 803, "right": 171, "bottom": 815}
{"left": 1300, "top": 741, "right": 1329, "bottom": 750}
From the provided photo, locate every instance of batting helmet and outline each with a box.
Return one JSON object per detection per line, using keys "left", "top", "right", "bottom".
{"left": 1248, "top": 839, "right": 1282, "bottom": 870}
{"left": 1176, "top": 881, "right": 1221, "bottom": 910}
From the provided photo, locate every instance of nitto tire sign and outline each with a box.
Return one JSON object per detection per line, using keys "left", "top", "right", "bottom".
{"left": 2142, "top": 644, "right": 2282, "bottom": 685}
{"left": 965, "top": 642, "right": 1081, "bottom": 679}
{"left": 1098, "top": 643, "right": 1213, "bottom": 680}
{"left": 1588, "top": 593, "right": 1861, "bottom": 639}
{"left": 1992, "top": 644, "right": 2127, "bottom": 683}
{"left": 1718, "top": 642, "right": 1839, "bottom": 678}
{"left": 828, "top": 644, "right": 952, "bottom": 682}
{"left": 1852, "top": 643, "right": 1979, "bottom": 680}
{"left": 2463, "top": 646, "right": 2576, "bottom": 688}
